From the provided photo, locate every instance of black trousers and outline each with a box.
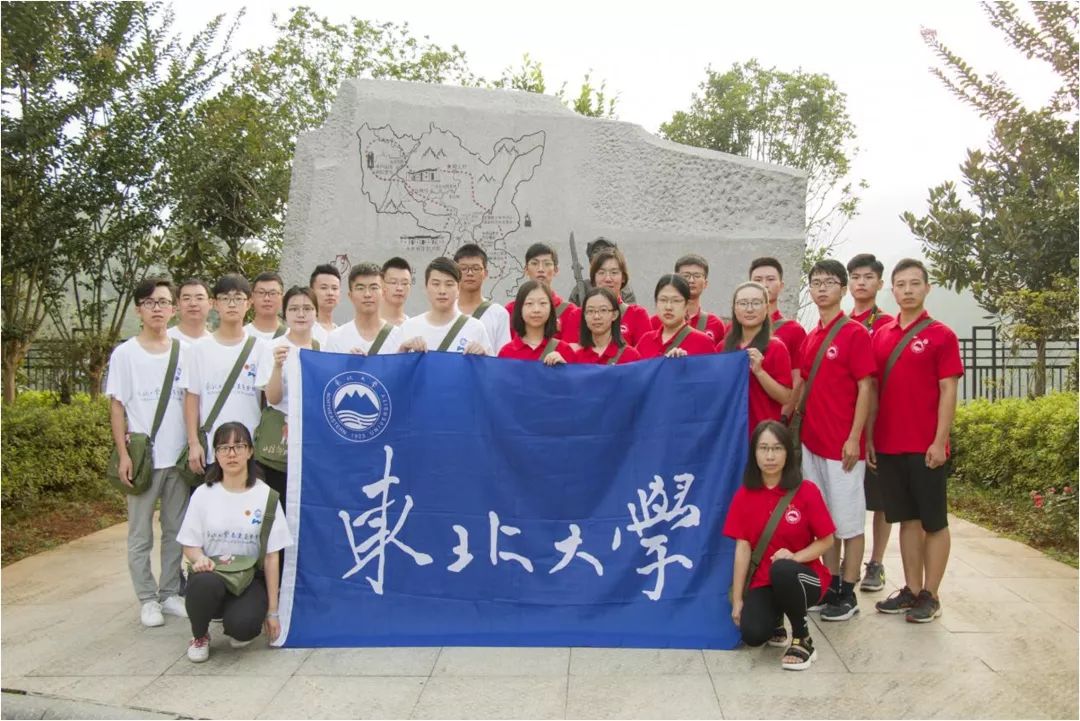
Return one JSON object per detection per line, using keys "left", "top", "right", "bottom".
{"left": 740, "top": 559, "right": 823, "bottom": 646}
{"left": 185, "top": 570, "right": 267, "bottom": 641}
{"left": 259, "top": 462, "right": 287, "bottom": 508}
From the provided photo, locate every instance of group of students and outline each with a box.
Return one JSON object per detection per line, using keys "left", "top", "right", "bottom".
{"left": 105, "top": 240, "right": 962, "bottom": 667}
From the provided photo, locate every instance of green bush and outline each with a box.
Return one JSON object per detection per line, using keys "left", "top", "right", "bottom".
{"left": 1, "top": 392, "right": 114, "bottom": 507}
{"left": 951, "top": 392, "right": 1079, "bottom": 494}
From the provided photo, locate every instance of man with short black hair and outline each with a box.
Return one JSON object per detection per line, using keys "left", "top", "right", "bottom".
{"left": 245, "top": 271, "right": 286, "bottom": 341}
{"left": 649, "top": 254, "right": 727, "bottom": 344}
{"left": 398, "top": 257, "right": 492, "bottom": 355}
{"left": 871, "top": 258, "right": 962, "bottom": 623}
{"left": 506, "top": 242, "right": 581, "bottom": 344}
{"left": 326, "top": 263, "right": 404, "bottom": 355}
{"left": 750, "top": 257, "right": 806, "bottom": 420}
{"left": 106, "top": 277, "right": 189, "bottom": 627}
{"left": 380, "top": 257, "right": 413, "bottom": 327}
{"left": 798, "top": 259, "right": 874, "bottom": 623}
{"left": 454, "top": 243, "right": 511, "bottom": 353}
{"left": 169, "top": 279, "right": 212, "bottom": 344}
{"left": 846, "top": 253, "right": 896, "bottom": 593}
{"left": 309, "top": 264, "right": 341, "bottom": 342}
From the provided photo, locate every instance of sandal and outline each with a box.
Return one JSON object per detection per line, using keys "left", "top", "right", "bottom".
{"left": 766, "top": 624, "right": 788, "bottom": 648}
{"left": 781, "top": 635, "right": 818, "bottom": 671}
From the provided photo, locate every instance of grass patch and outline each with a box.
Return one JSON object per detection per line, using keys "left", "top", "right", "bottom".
{"left": 2, "top": 494, "right": 127, "bottom": 566}
{"left": 950, "top": 482, "right": 1078, "bottom": 568}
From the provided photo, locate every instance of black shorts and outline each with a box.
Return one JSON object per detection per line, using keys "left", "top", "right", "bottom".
{"left": 877, "top": 453, "right": 949, "bottom": 532}
{"left": 863, "top": 465, "right": 885, "bottom": 512}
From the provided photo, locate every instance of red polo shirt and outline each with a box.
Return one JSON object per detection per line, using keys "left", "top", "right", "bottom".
{"left": 771, "top": 310, "right": 808, "bottom": 373}
{"left": 636, "top": 326, "right": 717, "bottom": 359}
{"left": 619, "top": 302, "right": 652, "bottom": 347}
{"left": 650, "top": 310, "right": 727, "bottom": 344}
{"left": 736, "top": 337, "right": 792, "bottom": 436}
{"left": 850, "top": 306, "right": 895, "bottom": 337}
{"left": 798, "top": 313, "right": 874, "bottom": 460}
{"left": 871, "top": 311, "right": 963, "bottom": 455}
{"left": 723, "top": 482, "right": 835, "bottom": 593}
{"left": 572, "top": 343, "right": 642, "bottom": 365}
{"left": 497, "top": 336, "right": 575, "bottom": 362}
{"left": 506, "top": 293, "right": 581, "bottom": 344}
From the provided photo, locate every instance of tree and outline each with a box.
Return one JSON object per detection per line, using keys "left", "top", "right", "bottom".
{"left": 492, "top": 54, "right": 618, "bottom": 119}
{"left": 660, "top": 59, "right": 865, "bottom": 285}
{"left": 903, "top": 1, "right": 1078, "bottom": 395}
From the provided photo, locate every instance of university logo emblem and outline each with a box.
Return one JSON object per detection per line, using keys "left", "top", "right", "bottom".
{"left": 324, "top": 371, "right": 392, "bottom": 442}
{"left": 912, "top": 337, "right": 928, "bottom": 354}
{"left": 784, "top": 505, "right": 802, "bottom": 525}
{"left": 826, "top": 344, "right": 839, "bottom": 360}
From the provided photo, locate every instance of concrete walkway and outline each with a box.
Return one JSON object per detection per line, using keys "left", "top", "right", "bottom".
{"left": 2, "top": 514, "right": 1076, "bottom": 719}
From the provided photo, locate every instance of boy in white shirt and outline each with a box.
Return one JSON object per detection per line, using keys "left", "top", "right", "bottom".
{"left": 380, "top": 257, "right": 413, "bottom": 327}
{"left": 310, "top": 264, "right": 341, "bottom": 344}
{"left": 180, "top": 274, "right": 265, "bottom": 474}
{"left": 399, "top": 257, "right": 493, "bottom": 355}
{"left": 325, "top": 262, "right": 404, "bottom": 355}
{"left": 244, "top": 271, "right": 286, "bottom": 341}
{"left": 454, "top": 243, "right": 511, "bottom": 353}
{"left": 168, "top": 278, "right": 212, "bottom": 345}
{"left": 106, "top": 278, "right": 190, "bottom": 627}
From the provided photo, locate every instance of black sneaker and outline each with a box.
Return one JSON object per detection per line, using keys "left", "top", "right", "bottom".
{"left": 860, "top": 561, "right": 885, "bottom": 592}
{"left": 906, "top": 590, "right": 942, "bottom": 623}
{"left": 808, "top": 587, "right": 838, "bottom": 613}
{"left": 875, "top": 585, "right": 918, "bottom": 614}
{"left": 820, "top": 592, "right": 859, "bottom": 621}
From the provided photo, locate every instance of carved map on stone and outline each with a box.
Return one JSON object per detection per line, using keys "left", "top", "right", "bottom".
{"left": 357, "top": 122, "right": 546, "bottom": 286}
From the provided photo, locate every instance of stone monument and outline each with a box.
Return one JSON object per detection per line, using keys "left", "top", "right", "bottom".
{"left": 281, "top": 79, "right": 806, "bottom": 322}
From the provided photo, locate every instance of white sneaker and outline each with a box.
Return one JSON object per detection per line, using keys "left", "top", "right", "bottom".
{"left": 187, "top": 635, "right": 210, "bottom": 663}
{"left": 140, "top": 601, "right": 165, "bottom": 627}
{"left": 228, "top": 637, "right": 253, "bottom": 649}
{"left": 160, "top": 595, "right": 188, "bottom": 619}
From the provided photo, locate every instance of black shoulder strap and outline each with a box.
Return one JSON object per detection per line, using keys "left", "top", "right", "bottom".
{"left": 149, "top": 340, "right": 180, "bottom": 443}
{"left": 798, "top": 315, "right": 850, "bottom": 419}
{"left": 743, "top": 484, "right": 801, "bottom": 597}
{"left": 368, "top": 323, "right": 393, "bottom": 355}
{"left": 437, "top": 315, "right": 470, "bottom": 352}
{"left": 201, "top": 336, "right": 257, "bottom": 433}
{"left": 256, "top": 488, "right": 280, "bottom": 569}
{"left": 881, "top": 317, "right": 935, "bottom": 390}
{"left": 472, "top": 301, "right": 492, "bottom": 320}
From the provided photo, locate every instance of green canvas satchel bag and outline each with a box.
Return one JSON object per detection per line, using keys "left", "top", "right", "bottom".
{"left": 209, "top": 488, "right": 278, "bottom": 596}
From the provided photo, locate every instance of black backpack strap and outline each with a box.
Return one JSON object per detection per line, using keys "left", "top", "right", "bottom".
{"left": 272, "top": 322, "right": 288, "bottom": 338}
{"left": 437, "top": 315, "right": 470, "bottom": 352}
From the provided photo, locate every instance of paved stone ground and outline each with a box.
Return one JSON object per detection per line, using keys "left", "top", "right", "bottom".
{"left": 2, "top": 514, "right": 1076, "bottom": 719}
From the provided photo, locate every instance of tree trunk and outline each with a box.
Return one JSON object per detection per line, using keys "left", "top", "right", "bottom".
{"left": 1033, "top": 336, "right": 1047, "bottom": 397}
{"left": 1, "top": 340, "right": 28, "bottom": 404}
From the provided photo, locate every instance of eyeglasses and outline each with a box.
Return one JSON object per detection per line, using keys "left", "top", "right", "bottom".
{"left": 253, "top": 289, "right": 282, "bottom": 299}
{"left": 527, "top": 259, "right": 556, "bottom": 270}
{"left": 757, "top": 444, "right": 785, "bottom": 455}
{"left": 680, "top": 272, "right": 706, "bottom": 281}
{"left": 595, "top": 269, "right": 622, "bottom": 279}
{"left": 214, "top": 443, "right": 249, "bottom": 456}
{"left": 584, "top": 308, "right": 615, "bottom": 317}
{"left": 286, "top": 305, "right": 316, "bottom": 315}
{"left": 656, "top": 296, "right": 686, "bottom": 307}
{"left": 459, "top": 265, "right": 485, "bottom": 275}
{"left": 138, "top": 299, "right": 174, "bottom": 310}
{"left": 735, "top": 299, "right": 766, "bottom": 310}
{"left": 216, "top": 295, "right": 249, "bottom": 306}
{"left": 809, "top": 279, "right": 842, "bottom": 289}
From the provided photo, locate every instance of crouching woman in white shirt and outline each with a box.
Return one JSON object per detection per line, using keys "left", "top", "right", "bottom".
{"left": 177, "top": 422, "right": 292, "bottom": 662}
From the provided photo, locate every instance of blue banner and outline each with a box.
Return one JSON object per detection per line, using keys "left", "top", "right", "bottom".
{"left": 277, "top": 350, "right": 748, "bottom": 649}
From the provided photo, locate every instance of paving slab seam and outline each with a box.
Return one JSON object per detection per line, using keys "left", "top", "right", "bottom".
{"left": 0, "top": 688, "right": 196, "bottom": 720}
{"left": 701, "top": 649, "right": 727, "bottom": 720}
{"left": 563, "top": 648, "right": 572, "bottom": 719}
{"left": 406, "top": 647, "right": 442, "bottom": 720}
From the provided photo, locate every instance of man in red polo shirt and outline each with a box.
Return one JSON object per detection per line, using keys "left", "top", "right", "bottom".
{"left": 870, "top": 258, "right": 962, "bottom": 624}
{"left": 846, "top": 253, "right": 896, "bottom": 595}
{"left": 750, "top": 257, "right": 807, "bottom": 422}
{"left": 797, "top": 259, "right": 874, "bottom": 623}
{"left": 649, "top": 254, "right": 727, "bottom": 344}
{"left": 505, "top": 242, "right": 581, "bottom": 344}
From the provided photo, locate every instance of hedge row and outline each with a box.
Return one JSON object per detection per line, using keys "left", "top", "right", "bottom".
{"left": 1, "top": 392, "right": 114, "bottom": 508}
{"left": 950, "top": 392, "right": 1079, "bottom": 494}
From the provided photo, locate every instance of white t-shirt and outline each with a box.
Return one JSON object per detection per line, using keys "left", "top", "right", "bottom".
{"left": 105, "top": 337, "right": 187, "bottom": 469}
{"left": 383, "top": 313, "right": 409, "bottom": 327}
{"left": 178, "top": 335, "right": 265, "bottom": 464}
{"left": 254, "top": 334, "right": 319, "bottom": 415}
{"left": 461, "top": 301, "right": 511, "bottom": 355}
{"left": 398, "top": 313, "right": 494, "bottom": 354}
{"left": 324, "top": 320, "right": 404, "bottom": 355}
{"left": 168, "top": 326, "right": 209, "bottom": 345}
{"left": 244, "top": 321, "right": 284, "bottom": 342}
{"left": 177, "top": 480, "right": 292, "bottom": 558}
{"left": 312, "top": 323, "right": 330, "bottom": 346}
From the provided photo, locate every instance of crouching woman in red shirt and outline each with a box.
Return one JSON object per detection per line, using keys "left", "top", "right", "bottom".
{"left": 723, "top": 420, "right": 836, "bottom": 670}
{"left": 498, "top": 280, "right": 573, "bottom": 364}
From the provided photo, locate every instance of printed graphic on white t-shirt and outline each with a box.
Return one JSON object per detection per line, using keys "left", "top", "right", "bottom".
{"left": 105, "top": 338, "right": 187, "bottom": 469}
{"left": 177, "top": 480, "right": 292, "bottom": 558}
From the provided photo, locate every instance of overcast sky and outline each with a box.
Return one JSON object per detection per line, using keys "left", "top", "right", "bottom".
{"left": 175, "top": 1, "right": 1060, "bottom": 327}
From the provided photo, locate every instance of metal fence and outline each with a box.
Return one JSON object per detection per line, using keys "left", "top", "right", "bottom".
{"left": 958, "top": 325, "right": 1078, "bottom": 402}
{"left": 19, "top": 339, "right": 97, "bottom": 397}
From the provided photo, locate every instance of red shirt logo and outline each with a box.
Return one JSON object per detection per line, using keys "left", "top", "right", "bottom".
{"left": 825, "top": 344, "right": 839, "bottom": 360}
{"left": 784, "top": 505, "right": 802, "bottom": 525}
{"left": 911, "top": 337, "right": 928, "bottom": 354}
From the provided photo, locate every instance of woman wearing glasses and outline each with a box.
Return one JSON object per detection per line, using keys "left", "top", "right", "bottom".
{"left": 572, "top": 287, "right": 642, "bottom": 365}
{"left": 721, "top": 282, "right": 793, "bottom": 436}
{"left": 178, "top": 422, "right": 292, "bottom": 663}
{"left": 589, "top": 248, "right": 651, "bottom": 347}
{"left": 635, "top": 275, "right": 716, "bottom": 359}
